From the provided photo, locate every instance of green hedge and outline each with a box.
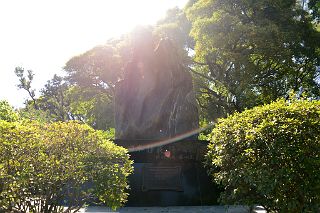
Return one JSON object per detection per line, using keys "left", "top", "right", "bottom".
{"left": 0, "top": 121, "right": 133, "bottom": 212}
{"left": 0, "top": 100, "right": 18, "bottom": 122}
{"left": 206, "top": 99, "right": 320, "bottom": 212}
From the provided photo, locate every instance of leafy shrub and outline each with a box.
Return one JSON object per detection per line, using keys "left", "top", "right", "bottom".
{"left": 0, "top": 100, "right": 18, "bottom": 122}
{"left": 0, "top": 121, "right": 133, "bottom": 212}
{"left": 206, "top": 99, "right": 320, "bottom": 212}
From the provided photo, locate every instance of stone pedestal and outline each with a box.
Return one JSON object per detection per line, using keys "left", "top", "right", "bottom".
{"left": 116, "top": 139, "right": 221, "bottom": 206}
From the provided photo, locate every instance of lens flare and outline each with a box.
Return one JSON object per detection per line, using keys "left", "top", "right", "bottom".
{"left": 127, "top": 123, "right": 214, "bottom": 152}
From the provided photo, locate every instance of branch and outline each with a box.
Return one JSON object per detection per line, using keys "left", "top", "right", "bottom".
{"left": 192, "top": 60, "right": 209, "bottom": 66}
{"left": 187, "top": 67, "right": 215, "bottom": 82}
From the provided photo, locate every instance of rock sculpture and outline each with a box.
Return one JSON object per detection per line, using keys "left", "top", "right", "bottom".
{"left": 115, "top": 37, "right": 198, "bottom": 141}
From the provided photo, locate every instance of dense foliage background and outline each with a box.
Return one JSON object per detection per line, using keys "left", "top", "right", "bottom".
{"left": 14, "top": 0, "right": 319, "bottom": 130}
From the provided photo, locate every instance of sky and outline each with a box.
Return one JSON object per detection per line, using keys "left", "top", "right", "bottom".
{"left": 0, "top": 0, "right": 188, "bottom": 108}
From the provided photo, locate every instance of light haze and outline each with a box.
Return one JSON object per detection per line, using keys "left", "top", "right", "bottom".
{"left": 0, "top": 0, "right": 187, "bottom": 108}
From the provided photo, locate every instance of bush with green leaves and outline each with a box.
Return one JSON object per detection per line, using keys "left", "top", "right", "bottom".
{"left": 0, "top": 100, "right": 18, "bottom": 122}
{"left": 0, "top": 120, "right": 133, "bottom": 212}
{"left": 206, "top": 99, "right": 320, "bottom": 212}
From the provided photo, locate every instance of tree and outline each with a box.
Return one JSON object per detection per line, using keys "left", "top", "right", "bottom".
{"left": 63, "top": 41, "right": 128, "bottom": 129}
{"left": 66, "top": 86, "right": 115, "bottom": 130}
{"left": 15, "top": 72, "right": 74, "bottom": 123}
{"left": 38, "top": 74, "right": 72, "bottom": 121}
{"left": 14, "top": 67, "right": 38, "bottom": 109}
{"left": 14, "top": 69, "right": 114, "bottom": 129}
{"left": 64, "top": 44, "right": 123, "bottom": 96}
{"left": 206, "top": 98, "right": 320, "bottom": 212}
{"left": 63, "top": 27, "right": 160, "bottom": 130}
{"left": 186, "top": 0, "right": 320, "bottom": 121}
{"left": 155, "top": 7, "right": 194, "bottom": 54}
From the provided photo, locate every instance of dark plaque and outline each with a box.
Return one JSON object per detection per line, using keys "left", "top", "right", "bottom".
{"left": 142, "top": 166, "right": 183, "bottom": 191}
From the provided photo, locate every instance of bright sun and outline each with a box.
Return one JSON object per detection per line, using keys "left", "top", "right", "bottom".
{"left": 0, "top": 0, "right": 187, "bottom": 107}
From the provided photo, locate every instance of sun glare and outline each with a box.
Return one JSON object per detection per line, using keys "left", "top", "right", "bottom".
{"left": 0, "top": 0, "right": 187, "bottom": 107}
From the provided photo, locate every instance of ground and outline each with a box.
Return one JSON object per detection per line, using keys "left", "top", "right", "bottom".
{"left": 78, "top": 206, "right": 267, "bottom": 213}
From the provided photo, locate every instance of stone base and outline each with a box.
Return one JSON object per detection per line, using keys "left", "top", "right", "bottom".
{"left": 117, "top": 140, "right": 222, "bottom": 206}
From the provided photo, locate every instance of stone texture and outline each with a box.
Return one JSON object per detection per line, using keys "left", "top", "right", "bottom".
{"left": 115, "top": 38, "right": 198, "bottom": 140}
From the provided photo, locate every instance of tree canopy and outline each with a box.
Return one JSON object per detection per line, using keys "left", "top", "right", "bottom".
{"left": 14, "top": 0, "right": 320, "bottom": 128}
{"left": 186, "top": 0, "right": 320, "bottom": 120}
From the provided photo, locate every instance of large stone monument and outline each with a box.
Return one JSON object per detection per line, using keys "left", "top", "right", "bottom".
{"left": 115, "top": 37, "right": 198, "bottom": 141}
{"left": 114, "top": 34, "right": 220, "bottom": 206}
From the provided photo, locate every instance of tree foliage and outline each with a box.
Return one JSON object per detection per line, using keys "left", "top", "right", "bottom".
{"left": 186, "top": 0, "right": 320, "bottom": 121}
{"left": 0, "top": 120, "right": 132, "bottom": 212}
{"left": 155, "top": 7, "right": 194, "bottom": 54}
{"left": 15, "top": 1, "right": 320, "bottom": 129}
{"left": 38, "top": 74, "right": 72, "bottom": 121}
{"left": 308, "top": 0, "right": 320, "bottom": 22}
{"left": 0, "top": 100, "right": 18, "bottom": 122}
{"left": 62, "top": 27, "right": 156, "bottom": 129}
{"left": 14, "top": 67, "right": 114, "bottom": 130}
{"left": 15, "top": 67, "right": 38, "bottom": 109}
{"left": 64, "top": 45, "right": 122, "bottom": 96}
{"left": 206, "top": 98, "right": 320, "bottom": 212}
